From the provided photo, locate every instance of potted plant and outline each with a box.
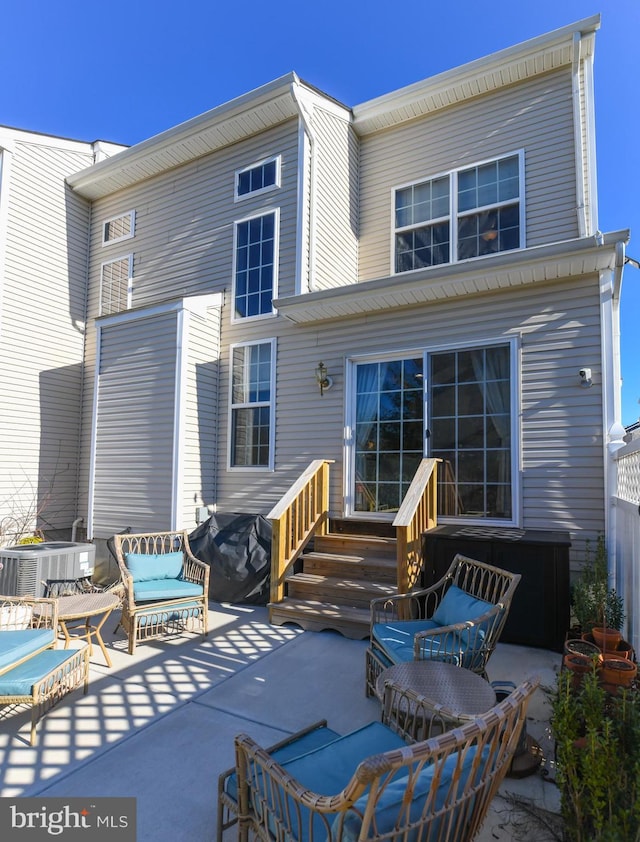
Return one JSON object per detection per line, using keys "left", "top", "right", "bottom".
{"left": 552, "top": 666, "right": 640, "bottom": 840}
{"left": 571, "top": 535, "right": 625, "bottom": 652}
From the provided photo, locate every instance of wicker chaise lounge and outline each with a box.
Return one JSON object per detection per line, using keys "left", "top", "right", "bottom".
{"left": 366, "top": 554, "right": 520, "bottom": 696}
{"left": 112, "top": 530, "right": 209, "bottom": 654}
{"left": 217, "top": 677, "right": 539, "bottom": 842}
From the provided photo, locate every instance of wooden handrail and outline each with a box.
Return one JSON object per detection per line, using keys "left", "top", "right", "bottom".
{"left": 267, "top": 460, "right": 333, "bottom": 604}
{"left": 393, "top": 458, "right": 439, "bottom": 593}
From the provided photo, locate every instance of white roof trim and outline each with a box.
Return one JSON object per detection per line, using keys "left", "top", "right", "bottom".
{"left": 352, "top": 15, "right": 600, "bottom": 135}
{"left": 274, "top": 232, "right": 628, "bottom": 325}
{"left": 97, "top": 292, "right": 223, "bottom": 328}
{"left": 68, "top": 75, "right": 302, "bottom": 199}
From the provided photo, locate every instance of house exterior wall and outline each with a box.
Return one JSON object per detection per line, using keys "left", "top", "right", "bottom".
{"left": 358, "top": 69, "right": 579, "bottom": 282}
{"left": 211, "top": 273, "right": 604, "bottom": 562}
{"left": 0, "top": 131, "right": 94, "bottom": 544}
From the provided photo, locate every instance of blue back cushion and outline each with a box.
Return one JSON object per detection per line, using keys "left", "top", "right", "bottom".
{"left": 125, "top": 551, "right": 184, "bottom": 582}
{"left": 335, "top": 745, "right": 485, "bottom": 842}
{"left": 432, "top": 585, "right": 492, "bottom": 627}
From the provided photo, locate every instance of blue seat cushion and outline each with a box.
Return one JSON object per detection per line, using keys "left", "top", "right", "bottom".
{"left": 225, "top": 725, "right": 342, "bottom": 803}
{"left": 432, "top": 586, "right": 493, "bottom": 627}
{"left": 372, "top": 620, "right": 440, "bottom": 663}
{"left": 133, "top": 579, "right": 204, "bottom": 602}
{"left": 0, "top": 648, "right": 82, "bottom": 696}
{"left": 0, "top": 629, "right": 56, "bottom": 672}
{"left": 336, "top": 745, "right": 486, "bottom": 842}
{"left": 261, "top": 722, "right": 407, "bottom": 841}
{"left": 125, "top": 551, "right": 184, "bottom": 582}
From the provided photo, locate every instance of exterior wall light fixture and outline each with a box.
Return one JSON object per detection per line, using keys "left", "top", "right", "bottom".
{"left": 315, "top": 361, "right": 333, "bottom": 395}
{"left": 579, "top": 368, "right": 593, "bottom": 388}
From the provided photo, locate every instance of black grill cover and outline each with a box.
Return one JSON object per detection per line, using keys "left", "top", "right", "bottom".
{"left": 189, "top": 513, "right": 271, "bottom": 605}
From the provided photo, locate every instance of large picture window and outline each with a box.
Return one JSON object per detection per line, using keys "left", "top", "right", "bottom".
{"left": 394, "top": 153, "right": 522, "bottom": 273}
{"left": 233, "top": 211, "right": 277, "bottom": 319}
{"left": 230, "top": 341, "right": 274, "bottom": 469}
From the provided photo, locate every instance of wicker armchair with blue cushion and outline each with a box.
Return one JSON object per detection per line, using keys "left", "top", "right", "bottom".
{"left": 217, "top": 677, "right": 539, "bottom": 842}
{"left": 366, "top": 554, "right": 520, "bottom": 696}
{"left": 113, "top": 530, "right": 209, "bottom": 654}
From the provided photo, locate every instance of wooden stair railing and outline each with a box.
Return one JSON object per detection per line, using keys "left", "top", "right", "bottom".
{"left": 267, "top": 460, "right": 333, "bottom": 605}
{"left": 392, "top": 457, "right": 439, "bottom": 593}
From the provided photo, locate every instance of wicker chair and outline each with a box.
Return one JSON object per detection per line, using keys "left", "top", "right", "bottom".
{"left": 112, "top": 530, "right": 209, "bottom": 654}
{"left": 217, "top": 677, "right": 539, "bottom": 842}
{"left": 366, "top": 554, "right": 520, "bottom": 696}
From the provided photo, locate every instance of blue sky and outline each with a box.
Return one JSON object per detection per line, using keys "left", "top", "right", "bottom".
{"left": 4, "top": 1, "right": 639, "bottom": 423}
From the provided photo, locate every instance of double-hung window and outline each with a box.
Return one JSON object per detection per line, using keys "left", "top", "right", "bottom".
{"left": 233, "top": 210, "right": 278, "bottom": 320}
{"left": 394, "top": 152, "right": 522, "bottom": 273}
{"left": 229, "top": 340, "right": 275, "bottom": 469}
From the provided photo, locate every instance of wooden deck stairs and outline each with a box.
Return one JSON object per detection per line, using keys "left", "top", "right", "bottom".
{"left": 268, "top": 521, "right": 399, "bottom": 640}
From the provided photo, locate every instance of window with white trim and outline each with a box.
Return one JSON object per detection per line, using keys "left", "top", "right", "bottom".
{"left": 229, "top": 340, "right": 275, "bottom": 469}
{"left": 102, "top": 210, "right": 135, "bottom": 245}
{"left": 235, "top": 156, "right": 280, "bottom": 199}
{"left": 394, "top": 153, "right": 522, "bottom": 273}
{"left": 100, "top": 255, "right": 132, "bottom": 315}
{"left": 233, "top": 211, "right": 277, "bottom": 319}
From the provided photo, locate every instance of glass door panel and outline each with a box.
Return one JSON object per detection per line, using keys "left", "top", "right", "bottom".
{"left": 354, "top": 357, "right": 423, "bottom": 513}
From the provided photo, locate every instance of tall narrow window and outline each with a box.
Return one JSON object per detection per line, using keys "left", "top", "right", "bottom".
{"left": 233, "top": 211, "right": 277, "bottom": 319}
{"left": 429, "top": 344, "right": 512, "bottom": 519}
{"left": 100, "top": 255, "right": 132, "bottom": 315}
{"left": 230, "top": 341, "right": 274, "bottom": 468}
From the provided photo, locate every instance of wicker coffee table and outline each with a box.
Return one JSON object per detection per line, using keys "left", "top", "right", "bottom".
{"left": 56, "top": 592, "right": 120, "bottom": 667}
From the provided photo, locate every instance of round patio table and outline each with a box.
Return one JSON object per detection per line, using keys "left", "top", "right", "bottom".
{"left": 56, "top": 592, "right": 120, "bottom": 668}
{"left": 376, "top": 660, "right": 496, "bottom": 716}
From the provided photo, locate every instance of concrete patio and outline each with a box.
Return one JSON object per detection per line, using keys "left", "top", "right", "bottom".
{"left": 0, "top": 602, "right": 563, "bottom": 841}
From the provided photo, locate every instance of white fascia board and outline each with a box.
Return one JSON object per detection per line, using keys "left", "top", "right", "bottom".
{"left": 67, "top": 74, "right": 299, "bottom": 197}
{"left": 97, "top": 292, "right": 223, "bottom": 328}
{"left": 352, "top": 15, "right": 600, "bottom": 133}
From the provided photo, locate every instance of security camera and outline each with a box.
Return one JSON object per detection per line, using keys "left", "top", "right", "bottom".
{"left": 579, "top": 368, "right": 593, "bottom": 388}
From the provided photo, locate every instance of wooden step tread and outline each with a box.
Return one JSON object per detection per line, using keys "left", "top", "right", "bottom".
{"left": 268, "top": 598, "right": 371, "bottom": 623}
{"left": 302, "top": 550, "right": 397, "bottom": 566}
{"left": 287, "top": 572, "right": 397, "bottom": 597}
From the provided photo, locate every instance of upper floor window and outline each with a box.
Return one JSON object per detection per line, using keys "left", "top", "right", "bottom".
{"left": 100, "top": 255, "right": 132, "bottom": 315}
{"left": 235, "top": 156, "right": 280, "bottom": 200}
{"left": 394, "top": 153, "right": 523, "bottom": 273}
{"left": 233, "top": 210, "right": 278, "bottom": 320}
{"left": 102, "top": 210, "right": 135, "bottom": 245}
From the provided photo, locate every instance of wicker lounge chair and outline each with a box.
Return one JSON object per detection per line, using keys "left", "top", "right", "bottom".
{"left": 366, "top": 554, "right": 520, "bottom": 696}
{"left": 217, "top": 676, "right": 539, "bottom": 842}
{"left": 112, "top": 530, "right": 209, "bottom": 654}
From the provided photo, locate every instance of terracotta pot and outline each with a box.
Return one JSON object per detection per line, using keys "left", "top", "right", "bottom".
{"left": 616, "top": 639, "right": 635, "bottom": 661}
{"left": 592, "top": 627, "right": 623, "bottom": 653}
{"left": 600, "top": 655, "right": 637, "bottom": 688}
{"left": 565, "top": 638, "right": 601, "bottom": 660}
{"left": 564, "top": 652, "right": 594, "bottom": 687}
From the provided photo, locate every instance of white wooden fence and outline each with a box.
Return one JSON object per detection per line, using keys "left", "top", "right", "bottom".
{"left": 613, "top": 438, "right": 640, "bottom": 654}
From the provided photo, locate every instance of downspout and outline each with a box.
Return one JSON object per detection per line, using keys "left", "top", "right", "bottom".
{"left": 571, "top": 32, "right": 587, "bottom": 238}
{"left": 602, "top": 240, "right": 627, "bottom": 595}
{"left": 290, "top": 77, "right": 317, "bottom": 293}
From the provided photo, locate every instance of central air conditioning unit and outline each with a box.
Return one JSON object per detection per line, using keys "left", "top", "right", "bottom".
{"left": 0, "top": 542, "right": 96, "bottom": 597}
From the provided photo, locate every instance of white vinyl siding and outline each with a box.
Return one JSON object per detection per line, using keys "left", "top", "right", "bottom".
{"left": 359, "top": 69, "right": 577, "bottom": 282}
{"left": 310, "top": 106, "right": 359, "bottom": 290}
{"left": 92, "top": 312, "right": 178, "bottom": 537}
{"left": 0, "top": 136, "right": 93, "bottom": 541}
